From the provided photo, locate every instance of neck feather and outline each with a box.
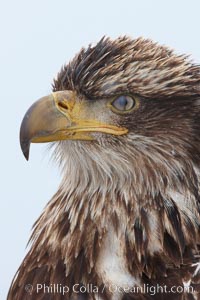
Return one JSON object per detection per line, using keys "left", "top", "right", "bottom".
{"left": 30, "top": 137, "right": 200, "bottom": 280}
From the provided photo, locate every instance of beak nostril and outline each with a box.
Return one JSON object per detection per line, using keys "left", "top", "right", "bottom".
{"left": 57, "top": 99, "right": 69, "bottom": 111}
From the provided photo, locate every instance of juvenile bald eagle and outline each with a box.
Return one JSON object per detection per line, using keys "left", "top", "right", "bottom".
{"left": 8, "top": 37, "right": 200, "bottom": 300}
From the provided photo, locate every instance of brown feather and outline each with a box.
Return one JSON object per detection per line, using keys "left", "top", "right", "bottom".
{"left": 8, "top": 36, "right": 200, "bottom": 299}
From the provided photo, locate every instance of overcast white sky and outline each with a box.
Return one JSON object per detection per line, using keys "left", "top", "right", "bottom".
{"left": 1, "top": 0, "right": 200, "bottom": 299}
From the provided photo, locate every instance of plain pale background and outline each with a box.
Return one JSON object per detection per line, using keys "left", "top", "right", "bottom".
{"left": 1, "top": 0, "right": 200, "bottom": 299}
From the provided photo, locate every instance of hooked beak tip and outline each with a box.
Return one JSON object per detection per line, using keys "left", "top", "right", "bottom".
{"left": 20, "top": 139, "right": 30, "bottom": 161}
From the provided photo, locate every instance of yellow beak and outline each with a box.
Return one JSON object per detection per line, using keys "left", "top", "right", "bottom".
{"left": 20, "top": 90, "right": 128, "bottom": 160}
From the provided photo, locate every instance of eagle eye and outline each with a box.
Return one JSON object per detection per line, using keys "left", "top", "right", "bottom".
{"left": 110, "top": 95, "right": 136, "bottom": 113}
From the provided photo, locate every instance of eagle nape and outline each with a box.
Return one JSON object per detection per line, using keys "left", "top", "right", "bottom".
{"left": 9, "top": 36, "right": 200, "bottom": 300}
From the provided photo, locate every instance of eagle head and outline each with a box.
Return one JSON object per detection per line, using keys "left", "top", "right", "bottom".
{"left": 20, "top": 37, "right": 200, "bottom": 196}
